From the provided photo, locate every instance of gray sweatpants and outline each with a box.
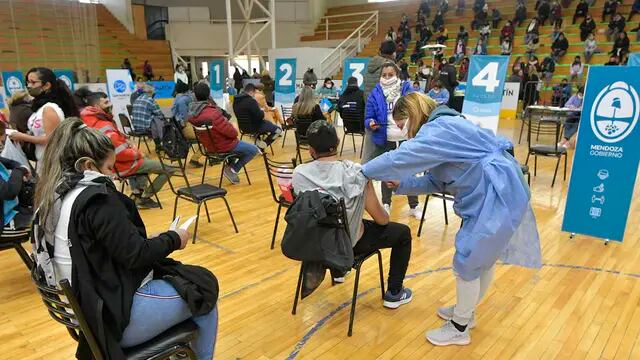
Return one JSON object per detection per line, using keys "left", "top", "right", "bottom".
{"left": 452, "top": 265, "right": 496, "bottom": 326}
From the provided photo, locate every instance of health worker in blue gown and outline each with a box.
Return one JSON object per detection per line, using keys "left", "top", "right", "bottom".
{"left": 361, "top": 92, "right": 542, "bottom": 347}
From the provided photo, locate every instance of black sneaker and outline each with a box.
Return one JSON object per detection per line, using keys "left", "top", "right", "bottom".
{"left": 136, "top": 197, "right": 161, "bottom": 209}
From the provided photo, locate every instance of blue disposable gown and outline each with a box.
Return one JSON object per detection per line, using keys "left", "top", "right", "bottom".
{"left": 362, "top": 106, "right": 542, "bottom": 281}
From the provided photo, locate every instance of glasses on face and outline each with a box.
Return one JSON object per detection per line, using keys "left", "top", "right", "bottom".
{"left": 27, "top": 80, "right": 42, "bottom": 87}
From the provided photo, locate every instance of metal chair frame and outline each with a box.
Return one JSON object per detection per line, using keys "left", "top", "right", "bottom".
{"left": 157, "top": 149, "right": 238, "bottom": 243}
{"left": 192, "top": 125, "right": 251, "bottom": 187}
{"left": 524, "top": 111, "right": 568, "bottom": 187}
{"left": 290, "top": 198, "right": 385, "bottom": 336}
{"left": 339, "top": 110, "right": 366, "bottom": 158}
{"left": 118, "top": 113, "right": 152, "bottom": 154}
{"left": 262, "top": 153, "right": 297, "bottom": 249}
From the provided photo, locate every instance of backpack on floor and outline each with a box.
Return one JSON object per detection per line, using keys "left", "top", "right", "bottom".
{"left": 161, "top": 117, "right": 190, "bottom": 159}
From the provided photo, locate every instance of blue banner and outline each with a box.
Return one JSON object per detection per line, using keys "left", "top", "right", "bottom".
{"left": 562, "top": 66, "right": 640, "bottom": 241}
{"left": 149, "top": 81, "right": 175, "bottom": 99}
{"left": 209, "top": 60, "right": 225, "bottom": 106}
{"left": 275, "top": 58, "right": 297, "bottom": 109}
{"left": 342, "top": 57, "right": 370, "bottom": 91}
{"left": 628, "top": 53, "right": 640, "bottom": 66}
{"left": 461, "top": 55, "right": 509, "bottom": 134}
{"left": 2, "top": 71, "right": 24, "bottom": 98}
{"left": 54, "top": 70, "right": 75, "bottom": 91}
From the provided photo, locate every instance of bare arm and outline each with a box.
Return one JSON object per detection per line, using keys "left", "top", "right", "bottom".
{"left": 10, "top": 107, "right": 60, "bottom": 145}
{"left": 363, "top": 180, "right": 389, "bottom": 226}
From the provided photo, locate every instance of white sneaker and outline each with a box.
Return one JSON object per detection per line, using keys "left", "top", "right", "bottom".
{"left": 333, "top": 271, "right": 349, "bottom": 284}
{"left": 410, "top": 206, "right": 423, "bottom": 220}
{"left": 436, "top": 305, "right": 476, "bottom": 329}
{"left": 426, "top": 321, "right": 471, "bottom": 346}
{"left": 383, "top": 204, "right": 391, "bottom": 214}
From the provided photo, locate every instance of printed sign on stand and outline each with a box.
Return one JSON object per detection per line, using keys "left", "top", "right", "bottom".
{"left": 562, "top": 66, "right": 640, "bottom": 241}
{"left": 54, "top": 70, "right": 75, "bottom": 91}
{"left": 209, "top": 60, "right": 225, "bottom": 109}
{"left": 499, "top": 82, "right": 521, "bottom": 121}
{"left": 274, "top": 58, "right": 297, "bottom": 110}
{"left": 2, "top": 71, "right": 24, "bottom": 98}
{"left": 461, "top": 55, "right": 510, "bottom": 134}
{"left": 342, "top": 58, "right": 370, "bottom": 91}
{"left": 106, "top": 69, "right": 135, "bottom": 131}
{"left": 628, "top": 53, "right": 640, "bottom": 67}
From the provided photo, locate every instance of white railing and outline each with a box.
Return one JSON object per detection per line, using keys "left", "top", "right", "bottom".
{"left": 319, "top": 11, "right": 379, "bottom": 41}
{"left": 319, "top": 11, "right": 379, "bottom": 78}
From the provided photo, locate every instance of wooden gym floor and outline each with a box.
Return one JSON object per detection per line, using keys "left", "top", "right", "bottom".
{"left": 1, "top": 120, "right": 639, "bottom": 360}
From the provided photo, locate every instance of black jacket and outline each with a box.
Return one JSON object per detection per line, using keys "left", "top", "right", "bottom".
{"left": 552, "top": 37, "right": 569, "bottom": 51}
{"left": 233, "top": 93, "right": 265, "bottom": 130}
{"left": 68, "top": 181, "right": 181, "bottom": 359}
{"left": 337, "top": 86, "right": 365, "bottom": 118}
{"left": 580, "top": 19, "right": 596, "bottom": 34}
{"left": 153, "top": 258, "right": 219, "bottom": 317}
{"left": 608, "top": 17, "right": 625, "bottom": 32}
{"left": 575, "top": 2, "right": 588, "bottom": 15}
{"left": 439, "top": 64, "right": 458, "bottom": 92}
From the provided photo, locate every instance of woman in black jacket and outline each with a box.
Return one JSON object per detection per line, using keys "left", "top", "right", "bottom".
{"left": 551, "top": 32, "right": 569, "bottom": 61}
{"left": 610, "top": 31, "right": 630, "bottom": 63}
{"left": 579, "top": 14, "right": 596, "bottom": 41}
{"left": 32, "top": 119, "right": 218, "bottom": 359}
{"left": 0, "top": 122, "right": 30, "bottom": 233}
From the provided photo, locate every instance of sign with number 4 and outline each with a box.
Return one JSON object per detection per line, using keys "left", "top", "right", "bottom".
{"left": 461, "top": 55, "right": 510, "bottom": 134}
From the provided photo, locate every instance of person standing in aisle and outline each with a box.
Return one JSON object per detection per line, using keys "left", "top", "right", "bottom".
{"left": 362, "top": 93, "right": 542, "bottom": 346}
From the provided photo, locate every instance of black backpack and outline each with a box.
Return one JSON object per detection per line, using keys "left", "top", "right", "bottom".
{"left": 281, "top": 190, "right": 354, "bottom": 272}
{"left": 161, "top": 118, "right": 190, "bottom": 159}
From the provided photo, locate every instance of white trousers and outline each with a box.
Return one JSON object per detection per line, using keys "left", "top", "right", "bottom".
{"left": 452, "top": 265, "right": 495, "bottom": 326}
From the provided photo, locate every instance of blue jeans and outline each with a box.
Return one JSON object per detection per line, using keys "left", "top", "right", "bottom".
{"left": 120, "top": 280, "right": 218, "bottom": 359}
{"left": 231, "top": 140, "right": 259, "bottom": 172}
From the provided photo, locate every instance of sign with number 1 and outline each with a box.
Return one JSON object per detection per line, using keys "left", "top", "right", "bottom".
{"left": 275, "top": 58, "right": 297, "bottom": 109}
{"left": 342, "top": 58, "right": 370, "bottom": 91}
{"left": 461, "top": 55, "right": 509, "bottom": 134}
{"left": 209, "top": 60, "right": 225, "bottom": 106}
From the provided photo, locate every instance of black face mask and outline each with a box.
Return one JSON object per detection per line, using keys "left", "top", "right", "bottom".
{"left": 28, "top": 86, "right": 44, "bottom": 97}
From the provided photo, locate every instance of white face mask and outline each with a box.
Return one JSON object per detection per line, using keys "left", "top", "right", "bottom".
{"left": 380, "top": 76, "right": 399, "bottom": 87}
{"left": 400, "top": 118, "right": 410, "bottom": 138}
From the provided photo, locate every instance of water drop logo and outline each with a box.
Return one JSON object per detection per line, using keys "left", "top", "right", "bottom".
{"left": 59, "top": 76, "right": 72, "bottom": 89}
{"left": 590, "top": 81, "right": 639, "bottom": 143}
{"left": 113, "top": 80, "right": 127, "bottom": 94}
{"left": 6, "top": 76, "right": 23, "bottom": 94}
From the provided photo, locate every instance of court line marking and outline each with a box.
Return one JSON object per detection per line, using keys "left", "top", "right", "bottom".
{"left": 286, "top": 263, "right": 640, "bottom": 359}
{"left": 220, "top": 268, "right": 289, "bottom": 300}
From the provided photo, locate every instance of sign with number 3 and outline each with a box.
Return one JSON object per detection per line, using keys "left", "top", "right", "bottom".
{"left": 342, "top": 58, "right": 370, "bottom": 91}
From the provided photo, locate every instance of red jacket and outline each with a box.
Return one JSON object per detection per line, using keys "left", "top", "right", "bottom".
{"left": 81, "top": 106, "right": 144, "bottom": 176}
{"left": 188, "top": 104, "right": 239, "bottom": 153}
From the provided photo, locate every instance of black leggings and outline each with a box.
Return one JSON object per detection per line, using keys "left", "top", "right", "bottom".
{"left": 353, "top": 220, "right": 412, "bottom": 293}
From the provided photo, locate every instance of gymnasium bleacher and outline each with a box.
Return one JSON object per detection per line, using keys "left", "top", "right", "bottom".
{"left": 302, "top": 0, "right": 640, "bottom": 102}
{"left": 0, "top": 0, "right": 173, "bottom": 82}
